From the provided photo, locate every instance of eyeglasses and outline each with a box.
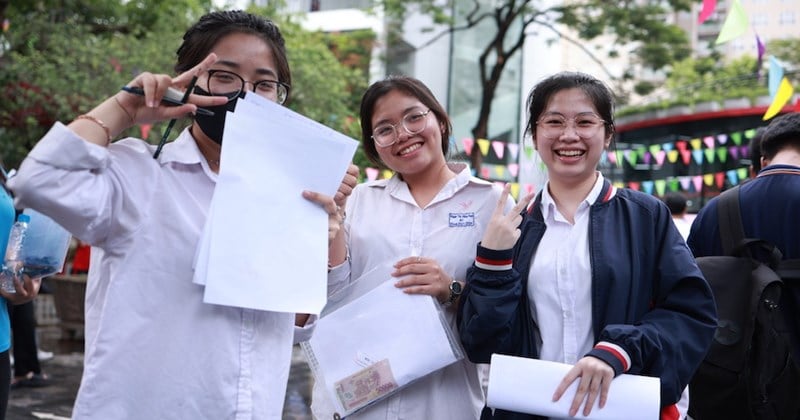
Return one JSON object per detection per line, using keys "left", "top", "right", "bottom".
{"left": 206, "top": 69, "right": 290, "bottom": 105}
{"left": 536, "top": 113, "right": 606, "bottom": 138}
{"left": 371, "top": 109, "right": 431, "bottom": 147}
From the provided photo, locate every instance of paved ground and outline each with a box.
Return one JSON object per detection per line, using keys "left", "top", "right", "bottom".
{"left": 6, "top": 322, "right": 314, "bottom": 419}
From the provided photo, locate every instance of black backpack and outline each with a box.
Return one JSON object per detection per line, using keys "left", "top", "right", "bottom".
{"left": 689, "top": 186, "right": 800, "bottom": 420}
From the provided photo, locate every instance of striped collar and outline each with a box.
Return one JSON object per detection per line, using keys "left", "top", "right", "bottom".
{"left": 757, "top": 164, "right": 800, "bottom": 178}
{"left": 529, "top": 173, "right": 617, "bottom": 215}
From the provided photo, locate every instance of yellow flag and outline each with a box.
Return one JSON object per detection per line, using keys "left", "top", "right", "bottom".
{"left": 715, "top": 0, "right": 749, "bottom": 45}
{"left": 763, "top": 77, "right": 794, "bottom": 121}
{"left": 510, "top": 183, "right": 520, "bottom": 200}
{"left": 477, "top": 138, "right": 491, "bottom": 156}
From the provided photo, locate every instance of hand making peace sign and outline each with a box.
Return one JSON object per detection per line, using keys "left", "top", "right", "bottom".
{"left": 480, "top": 184, "right": 534, "bottom": 251}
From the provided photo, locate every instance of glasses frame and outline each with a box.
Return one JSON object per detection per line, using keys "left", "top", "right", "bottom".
{"left": 371, "top": 109, "right": 432, "bottom": 148}
{"left": 206, "top": 69, "right": 290, "bottom": 105}
{"left": 535, "top": 113, "right": 607, "bottom": 138}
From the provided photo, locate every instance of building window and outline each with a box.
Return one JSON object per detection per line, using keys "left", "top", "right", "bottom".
{"left": 779, "top": 12, "right": 796, "bottom": 25}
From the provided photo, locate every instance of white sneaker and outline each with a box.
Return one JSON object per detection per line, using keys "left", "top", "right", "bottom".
{"left": 37, "top": 350, "right": 53, "bottom": 361}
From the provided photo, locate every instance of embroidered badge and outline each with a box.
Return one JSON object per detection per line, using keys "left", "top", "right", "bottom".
{"left": 449, "top": 212, "right": 475, "bottom": 227}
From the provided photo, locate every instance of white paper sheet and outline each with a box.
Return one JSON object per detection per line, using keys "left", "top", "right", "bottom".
{"left": 196, "top": 93, "right": 358, "bottom": 313}
{"left": 487, "top": 354, "right": 660, "bottom": 419}
{"left": 303, "top": 265, "right": 463, "bottom": 416}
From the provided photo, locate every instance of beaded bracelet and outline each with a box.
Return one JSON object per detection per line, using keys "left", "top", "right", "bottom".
{"left": 75, "top": 114, "right": 111, "bottom": 144}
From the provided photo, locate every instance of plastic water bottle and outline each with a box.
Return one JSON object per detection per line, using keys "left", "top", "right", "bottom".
{"left": 1, "top": 214, "right": 30, "bottom": 293}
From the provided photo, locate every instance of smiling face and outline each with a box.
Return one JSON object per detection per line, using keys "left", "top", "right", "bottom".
{"left": 370, "top": 89, "right": 447, "bottom": 177}
{"left": 534, "top": 88, "right": 611, "bottom": 187}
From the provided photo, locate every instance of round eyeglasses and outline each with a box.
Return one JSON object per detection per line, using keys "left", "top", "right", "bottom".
{"left": 371, "top": 109, "right": 431, "bottom": 147}
{"left": 536, "top": 113, "right": 607, "bottom": 138}
{"left": 207, "top": 69, "right": 290, "bottom": 105}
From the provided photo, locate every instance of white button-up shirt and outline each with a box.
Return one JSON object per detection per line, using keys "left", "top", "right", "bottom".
{"left": 313, "top": 164, "right": 510, "bottom": 420}
{"left": 9, "top": 123, "right": 294, "bottom": 420}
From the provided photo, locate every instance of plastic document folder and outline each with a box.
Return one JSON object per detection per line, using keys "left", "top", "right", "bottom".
{"left": 302, "top": 267, "right": 464, "bottom": 417}
{"left": 487, "top": 354, "right": 660, "bottom": 419}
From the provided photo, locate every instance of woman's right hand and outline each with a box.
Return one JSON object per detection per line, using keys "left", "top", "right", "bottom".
{"left": 113, "top": 53, "right": 228, "bottom": 126}
{"left": 480, "top": 185, "right": 533, "bottom": 251}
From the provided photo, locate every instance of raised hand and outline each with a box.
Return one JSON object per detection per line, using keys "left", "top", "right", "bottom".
{"left": 480, "top": 185, "right": 534, "bottom": 251}
{"left": 335, "top": 164, "right": 359, "bottom": 207}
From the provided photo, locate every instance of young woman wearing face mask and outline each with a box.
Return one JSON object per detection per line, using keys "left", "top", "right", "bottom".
{"left": 7, "top": 10, "right": 354, "bottom": 419}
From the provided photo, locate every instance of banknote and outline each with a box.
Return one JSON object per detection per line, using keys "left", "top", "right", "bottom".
{"left": 335, "top": 358, "right": 398, "bottom": 412}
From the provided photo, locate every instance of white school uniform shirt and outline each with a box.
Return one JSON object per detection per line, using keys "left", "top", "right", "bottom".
{"left": 312, "top": 163, "right": 510, "bottom": 420}
{"left": 9, "top": 123, "right": 295, "bottom": 420}
{"left": 528, "top": 173, "right": 689, "bottom": 420}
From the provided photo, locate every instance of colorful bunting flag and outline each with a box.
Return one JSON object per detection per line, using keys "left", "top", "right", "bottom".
{"left": 716, "top": 148, "right": 728, "bottom": 163}
{"left": 655, "top": 180, "right": 666, "bottom": 196}
{"left": 763, "top": 77, "right": 794, "bottom": 121}
{"left": 366, "top": 167, "right": 379, "bottom": 181}
{"left": 507, "top": 143, "right": 520, "bottom": 161}
{"left": 461, "top": 138, "right": 474, "bottom": 156}
{"left": 715, "top": 0, "right": 749, "bottom": 45}
{"left": 756, "top": 34, "right": 766, "bottom": 80}
{"left": 698, "top": 0, "right": 717, "bottom": 24}
{"left": 492, "top": 141, "right": 505, "bottom": 159}
{"left": 477, "top": 138, "right": 491, "bottom": 156}
{"left": 769, "top": 56, "right": 784, "bottom": 98}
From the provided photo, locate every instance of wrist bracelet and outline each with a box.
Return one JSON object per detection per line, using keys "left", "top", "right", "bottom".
{"left": 75, "top": 114, "right": 112, "bottom": 144}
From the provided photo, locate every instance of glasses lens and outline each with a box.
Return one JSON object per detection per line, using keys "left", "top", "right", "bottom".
{"left": 372, "top": 125, "right": 396, "bottom": 147}
{"left": 253, "top": 81, "right": 289, "bottom": 105}
{"left": 208, "top": 70, "right": 243, "bottom": 100}
{"left": 403, "top": 111, "right": 428, "bottom": 135}
{"left": 539, "top": 115, "right": 604, "bottom": 137}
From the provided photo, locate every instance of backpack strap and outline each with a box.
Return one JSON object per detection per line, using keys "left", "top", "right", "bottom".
{"left": 716, "top": 186, "right": 745, "bottom": 256}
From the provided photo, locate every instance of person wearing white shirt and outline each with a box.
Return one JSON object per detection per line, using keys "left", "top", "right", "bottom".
{"left": 311, "top": 76, "right": 514, "bottom": 420}
{"left": 8, "top": 10, "right": 354, "bottom": 419}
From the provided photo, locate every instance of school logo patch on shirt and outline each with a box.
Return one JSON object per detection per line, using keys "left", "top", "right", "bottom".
{"left": 449, "top": 212, "right": 475, "bottom": 227}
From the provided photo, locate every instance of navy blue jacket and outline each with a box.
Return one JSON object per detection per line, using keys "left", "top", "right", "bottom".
{"left": 688, "top": 164, "right": 800, "bottom": 361}
{"left": 458, "top": 180, "right": 717, "bottom": 420}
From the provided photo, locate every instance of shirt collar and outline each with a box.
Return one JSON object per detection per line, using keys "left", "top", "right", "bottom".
{"left": 156, "top": 127, "right": 207, "bottom": 166}
{"left": 540, "top": 172, "right": 605, "bottom": 220}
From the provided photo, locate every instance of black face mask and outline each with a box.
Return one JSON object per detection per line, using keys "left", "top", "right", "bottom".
{"left": 192, "top": 86, "right": 244, "bottom": 144}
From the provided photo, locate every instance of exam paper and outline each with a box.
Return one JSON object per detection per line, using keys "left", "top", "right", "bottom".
{"left": 196, "top": 93, "right": 358, "bottom": 313}
{"left": 487, "top": 354, "right": 660, "bottom": 419}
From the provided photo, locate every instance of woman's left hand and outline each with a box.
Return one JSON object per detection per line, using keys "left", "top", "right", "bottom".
{"left": 0, "top": 274, "right": 41, "bottom": 305}
{"left": 302, "top": 190, "right": 343, "bottom": 245}
{"left": 552, "top": 356, "right": 615, "bottom": 417}
{"left": 392, "top": 256, "right": 453, "bottom": 303}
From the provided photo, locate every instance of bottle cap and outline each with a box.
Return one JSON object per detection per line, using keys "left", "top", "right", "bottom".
{"left": 17, "top": 214, "right": 30, "bottom": 223}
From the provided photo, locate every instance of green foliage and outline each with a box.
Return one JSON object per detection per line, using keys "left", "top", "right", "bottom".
{"left": 0, "top": 1, "right": 371, "bottom": 172}
{"left": 768, "top": 38, "right": 800, "bottom": 70}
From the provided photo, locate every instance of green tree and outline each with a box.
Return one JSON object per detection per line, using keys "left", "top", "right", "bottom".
{"left": 0, "top": 1, "right": 370, "bottom": 172}
{"left": 767, "top": 38, "right": 800, "bottom": 70}
{"left": 664, "top": 55, "right": 768, "bottom": 105}
{"left": 381, "top": 0, "right": 693, "bottom": 172}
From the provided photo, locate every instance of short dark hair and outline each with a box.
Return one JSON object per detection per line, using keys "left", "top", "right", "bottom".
{"left": 174, "top": 10, "right": 291, "bottom": 100}
{"left": 359, "top": 75, "right": 452, "bottom": 167}
{"left": 524, "top": 72, "right": 615, "bottom": 141}
{"left": 761, "top": 112, "right": 800, "bottom": 161}
{"left": 749, "top": 126, "right": 767, "bottom": 174}
{"left": 663, "top": 192, "right": 688, "bottom": 215}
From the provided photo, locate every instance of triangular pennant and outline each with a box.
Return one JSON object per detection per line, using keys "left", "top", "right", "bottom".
{"left": 731, "top": 131, "right": 743, "bottom": 145}
{"left": 628, "top": 182, "right": 641, "bottom": 191}
{"left": 607, "top": 151, "right": 617, "bottom": 165}
{"left": 613, "top": 182, "right": 625, "bottom": 189}
{"left": 717, "top": 133, "right": 728, "bottom": 144}
{"left": 681, "top": 150, "right": 692, "bottom": 165}
{"left": 769, "top": 56, "right": 784, "bottom": 98}
{"left": 655, "top": 151, "right": 667, "bottom": 166}
{"left": 716, "top": 148, "right": 728, "bottom": 163}
{"left": 381, "top": 169, "right": 394, "bottom": 179}
{"left": 698, "top": 0, "right": 717, "bottom": 24}
{"left": 715, "top": 172, "right": 726, "bottom": 189}
{"left": 636, "top": 147, "right": 647, "bottom": 161}
{"left": 675, "top": 141, "right": 688, "bottom": 152}
{"left": 715, "top": 0, "right": 749, "bottom": 45}
{"left": 462, "top": 138, "right": 474, "bottom": 156}
{"left": 643, "top": 152, "right": 652, "bottom": 165}
{"left": 729, "top": 145, "right": 740, "bottom": 160}
{"left": 649, "top": 144, "right": 661, "bottom": 155}
{"left": 366, "top": 167, "right": 379, "bottom": 181}
{"left": 703, "top": 148, "right": 715, "bottom": 164}
{"left": 690, "top": 138, "right": 702, "bottom": 150}
{"left": 678, "top": 176, "right": 691, "bottom": 191}
{"left": 524, "top": 145, "right": 535, "bottom": 159}
{"left": 655, "top": 179, "right": 667, "bottom": 196}
{"left": 703, "top": 174, "right": 715, "bottom": 186}
{"left": 662, "top": 142, "right": 674, "bottom": 152}
{"left": 693, "top": 149, "right": 705, "bottom": 165}
{"left": 737, "top": 168, "right": 749, "bottom": 180}
{"left": 625, "top": 150, "right": 638, "bottom": 166}
{"left": 692, "top": 176, "right": 704, "bottom": 192}
{"left": 492, "top": 141, "right": 505, "bottom": 159}
{"left": 481, "top": 167, "right": 491, "bottom": 179}
{"left": 524, "top": 184, "right": 535, "bottom": 195}
{"left": 494, "top": 165, "right": 506, "bottom": 178}
{"left": 507, "top": 163, "right": 519, "bottom": 177}
{"left": 140, "top": 124, "right": 152, "bottom": 140}
{"left": 668, "top": 178, "right": 680, "bottom": 192}
{"left": 642, "top": 180, "right": 654, "bottom": 195}
{"left": 703, "top": 136, "right": 715, "bottom": 149}
{"left": 726, "top": 169, "right": 739, "bottom": 187}
{"left": 477, "top": 138, "right": 491, "bottom": 156}
{"left": 763, "top": 77, "right": 794, "bottom": 121}
{"left": 510, "top": 183, "right": 520, "bottom": 200}
{"left": 507, "top": 143, "right": 520, "bottom": 161}
{"left": 744, "top": 128, "right": 756, "bottom": 139}
{"left": 667, "top": 150, "right": 679, "bottom": 163}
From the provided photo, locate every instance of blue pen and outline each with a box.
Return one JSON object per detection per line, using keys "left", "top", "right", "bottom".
{"left": 121, "top": 86, "right": 214, "bottom": 117}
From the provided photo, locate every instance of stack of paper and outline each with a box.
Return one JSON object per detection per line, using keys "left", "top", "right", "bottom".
{"left": 192, "top": 93, "right": 358, "bottom": 314}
